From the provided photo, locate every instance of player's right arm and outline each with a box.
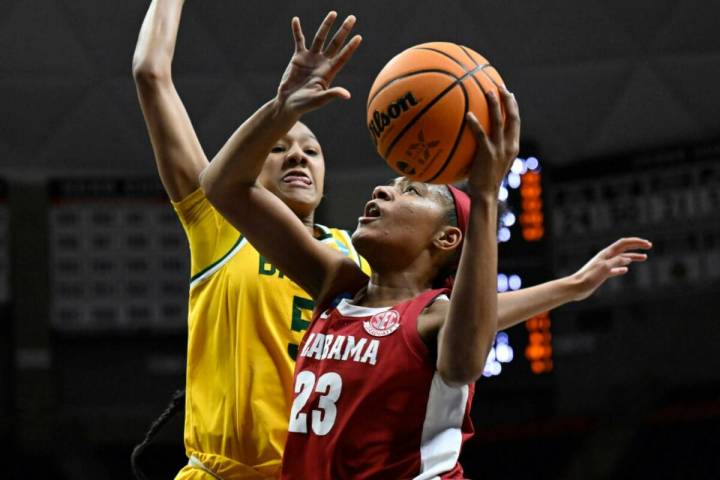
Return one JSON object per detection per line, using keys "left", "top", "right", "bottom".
{"left": 200, "top": 12, "right": 366, "bottom": 301}
{"left": 434, "top": 89, "right": 520, "bottom": 386}
{"left": 132, "top": 0, "right": 207, "bottom": 201}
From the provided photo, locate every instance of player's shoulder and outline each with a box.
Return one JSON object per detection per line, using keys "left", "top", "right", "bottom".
{"left": 416, "top": 292, "right": 450, "bottom": 338}
{"left": 171, "top": 186, "right": 209, "bottom": 214}
{"left": 418, "top": 291, "right": 449, "bottom": 315}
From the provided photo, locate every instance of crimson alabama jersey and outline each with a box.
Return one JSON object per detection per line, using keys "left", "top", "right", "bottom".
{"left": 281, "top": 289, "right": 475, "bottom": 480}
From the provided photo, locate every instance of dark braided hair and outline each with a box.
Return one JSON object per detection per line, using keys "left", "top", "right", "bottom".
{"left": 131, "top": 389, "right": 185, "bottom": 480}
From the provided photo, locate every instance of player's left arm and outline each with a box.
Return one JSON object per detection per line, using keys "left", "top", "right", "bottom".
{"left": 496, "top": 237, "right": 652, "bottom": 329}
{"left": 422, "top": 236, "right": 651, "bottom": 344}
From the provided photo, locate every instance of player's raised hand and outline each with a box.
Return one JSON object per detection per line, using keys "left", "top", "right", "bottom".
{"left": 276, "top": 12, "right": 362, "bottom": 116}
{"left": 465, "top": 87, "right": 520, "bottom": 199}
{"left": 570, "top": 237, "right": 652, "bottom": 301}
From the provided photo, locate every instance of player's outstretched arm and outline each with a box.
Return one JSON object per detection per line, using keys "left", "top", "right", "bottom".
{"left": 132, "top": 0, "right": 208, "bottom": 201}
{"left": 496, "top": 237, "right": 651, "bottom": 329}
{"left": 435, "top": 88, "right": 520, "bottom": 386}
{"left": 200, "top": 12, "right": 365, "bottom": 300}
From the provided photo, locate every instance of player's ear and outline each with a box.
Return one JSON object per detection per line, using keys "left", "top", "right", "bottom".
{"left": 433, "top": 225, "right": 462, "bottom": 252}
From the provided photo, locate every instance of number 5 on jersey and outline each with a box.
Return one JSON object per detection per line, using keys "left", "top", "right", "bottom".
{"left": 288, "top": 371, "right": 342, "bottom": 436}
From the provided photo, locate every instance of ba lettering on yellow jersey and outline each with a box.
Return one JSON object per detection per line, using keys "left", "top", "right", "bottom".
{"left": 171, "top": 188, "right": 369, "bottom": 479}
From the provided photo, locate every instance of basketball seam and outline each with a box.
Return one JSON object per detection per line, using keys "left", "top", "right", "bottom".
{"left": 479, "top": 65, "right": 501, "bottom": 88}
{"left": 459, "top": 46, "right": 478, "bottom": 67}
{"left": 367, "top": 69, "right": 460, "bottom": 108}
{"left": 459, "top": 45, "right": 491, "bottom": 96}
{"left": 425, "top": 80, "right": 469, "bottom": 183}
{"left": 413, "top": 46, "right": 470, "bottom": 71}
{"left": 382, "top": 64, "right": 485, "bottom": 164}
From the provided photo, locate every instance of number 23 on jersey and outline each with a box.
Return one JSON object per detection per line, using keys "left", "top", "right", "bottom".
{"left": 288, "top": 371, "right": 342, "bottom": 436}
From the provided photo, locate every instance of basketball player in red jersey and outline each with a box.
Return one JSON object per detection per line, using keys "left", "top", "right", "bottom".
{"left": 199, "top": 11, "right": 651, "bottom": 479}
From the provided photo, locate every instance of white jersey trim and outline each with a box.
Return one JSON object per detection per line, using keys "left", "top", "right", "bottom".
{"left": 316, "top": 224, "right": 336, "bottom": 245}
{"left": 336, "top": 298, "right": 391, "bottom": 318}
{"left": 336, "top": 294, "right": 447, "bottom": 318}
{"left": 414, "top": 373, "right": 469, "bottom": 480}
{"left": 189, "top": 237, "right": 248, "bottom": 290}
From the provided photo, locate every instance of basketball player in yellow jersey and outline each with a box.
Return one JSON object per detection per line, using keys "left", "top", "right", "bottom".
{"left": 170, "top": 167, "right": 365, "bottom": 480}
{"left": 132, "top": 1, "right": 368, "bottom": 478}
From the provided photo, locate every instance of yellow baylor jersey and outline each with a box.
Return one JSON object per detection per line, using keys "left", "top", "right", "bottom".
{"left": 172, "top": 188, "right": 369, "bottom": 479}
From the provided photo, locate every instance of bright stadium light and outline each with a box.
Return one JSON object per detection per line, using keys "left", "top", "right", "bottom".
{"left": 498, "top": 227, "right": 511, "bottom": 242}
{"left": 511, "top": 158, "right": 527, "bottom": 175}
{"left": 496, "top": 342, "right": 514, "bottom": 363}
{"left": 508, "top": 172, "right": 521, "bottom": 189}
{"left": 526, "top": 156, "right": 539, "bottom": 170}
{"left": 497, "top": 273, "right": 508, "bottom": 292}
{"left": 503, "top": 212, "right": 516, "bottom": 227}
{"left": 498, "top": 186, "right": 509, "bottom": 201}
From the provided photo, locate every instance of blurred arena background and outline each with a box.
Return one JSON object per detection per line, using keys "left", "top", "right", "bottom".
{"left": 2, "top": 0, "right": 719, "bottom": 478}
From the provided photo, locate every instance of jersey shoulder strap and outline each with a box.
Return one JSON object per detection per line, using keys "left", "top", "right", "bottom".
{"left": 402, "top": 288, "right": 450, "bottom": 320}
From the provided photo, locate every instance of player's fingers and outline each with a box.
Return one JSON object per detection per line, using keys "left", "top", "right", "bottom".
{"left": 605, "top": 237, "right": 653, "bottom": 257}
{"left": 328, "top": 35, "right": 362, "bottom": 78}
{"left": 324, "top": 86, "right": 351, "bottom": 100}
{"left": 605, "top": 255, "right": 633, "bottom": 271}
{"left": 620, "top": 252, "right": 648, "bottom": 262}
{"left": 466, "top": 111, "right": 490, "bottom": 149}
{"left": 500, "top": 87, "right": 520, "bottom": 156}
{"left": 306, "top": 87, "right": 351, "bottom": 110}
{"left": 310, "top": 11, "right": 337, "bottom": 53}
{"left": 486, "top": 90, "right": 503, "bottom": 145}
{"left": 291, "top": 17, "right": 306, "bottom": 52}
{"left": 609, "top": 266, "right": 629, "bottom": 277}
{"left": 325, "top": 15, "right": 356, "bottom": 57}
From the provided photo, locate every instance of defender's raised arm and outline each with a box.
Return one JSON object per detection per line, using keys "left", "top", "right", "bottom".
{"left": 132, "top": 0, "right": 207, "bottom": 201}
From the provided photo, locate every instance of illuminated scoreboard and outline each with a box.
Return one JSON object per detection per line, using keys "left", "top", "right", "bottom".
{"left": 48, "top": 178, "right": 189, "bottom": 332}
{"left": 483, "top": 156, "right": 554, "bottom": 379}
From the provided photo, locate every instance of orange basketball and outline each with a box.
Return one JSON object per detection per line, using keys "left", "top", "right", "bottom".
{"left": 367, "top": 42, "right": 505, "bottom": 184}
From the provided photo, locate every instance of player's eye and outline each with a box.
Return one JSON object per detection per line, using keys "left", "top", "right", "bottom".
{"left": 404, "top": 185, "right": 421, "bottom": 195}
{"left": 271, "top": 145, "right": 286, "bottom": 153}
{"left": 304, "top": 149, "right": 319, "bottom": 156}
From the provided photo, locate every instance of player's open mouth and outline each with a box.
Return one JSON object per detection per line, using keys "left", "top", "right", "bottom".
{"left": 359, "top": 201, "right": 381, "bottom": 223}
{"left": 282, "top": 170, "right": 312, "bottom": 187}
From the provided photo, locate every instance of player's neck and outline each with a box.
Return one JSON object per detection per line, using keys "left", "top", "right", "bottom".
{"left": 298, "top": 211, "right": 315, "bottom": 235}
{"left": 359, "top": 269, "right": 432, "bottom": 308}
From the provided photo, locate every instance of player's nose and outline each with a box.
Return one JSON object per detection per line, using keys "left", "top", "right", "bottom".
{"left": 283, "top": 144, "right": 308, "bottom": 167}
{"left": 372, "top": 185, "right": 394, "bottom": 201}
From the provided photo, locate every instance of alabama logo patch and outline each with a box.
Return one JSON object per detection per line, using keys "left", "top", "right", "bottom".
{"left": 363, "top": 310, "right": 401, "bottom": 337}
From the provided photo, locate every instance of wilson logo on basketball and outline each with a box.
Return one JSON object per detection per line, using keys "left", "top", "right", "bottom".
{"left": 367, "top": 92, "right": 419, "bottom": 144}
{"left": 363, "top": 310, "right": 401, "bottom": 337}
{"left": 397, "top": 130, "right": 442, "bottom": 175}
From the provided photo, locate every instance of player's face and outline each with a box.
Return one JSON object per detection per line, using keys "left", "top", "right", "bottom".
{"left": 352, "top": 177, "right": 451, "bottom": 264}
{"left": 258, "top": 122, "right": 326, "bottom": 218}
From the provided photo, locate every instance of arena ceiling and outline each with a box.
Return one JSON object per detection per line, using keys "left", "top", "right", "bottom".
{"left": 1, "top": 0, "right": 718, "bottom": 178}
